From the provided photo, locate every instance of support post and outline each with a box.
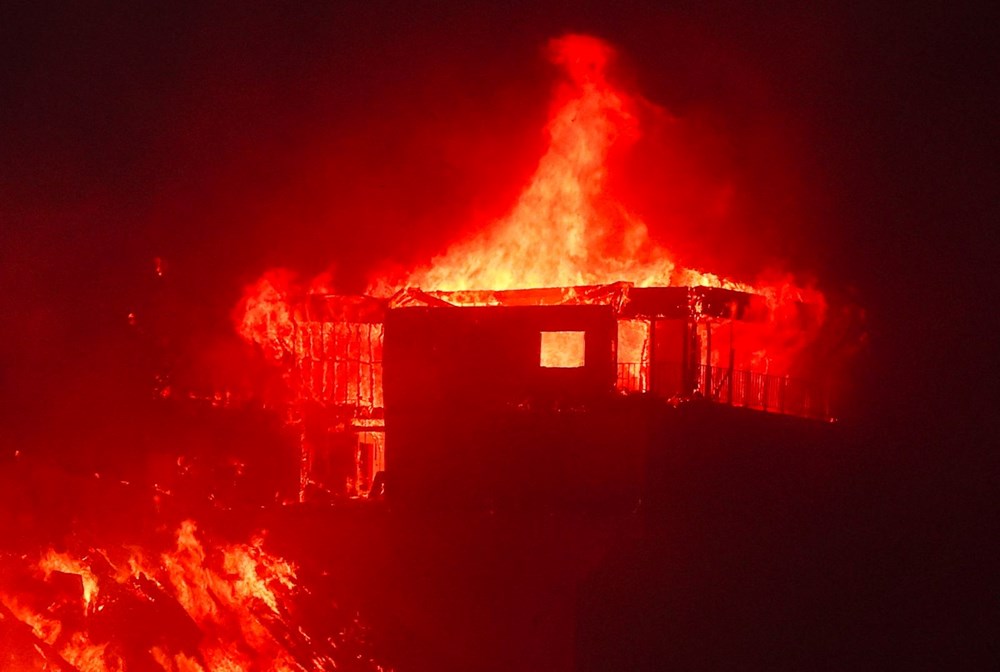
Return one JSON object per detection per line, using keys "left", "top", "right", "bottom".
{"left": 647, "top": 318, "right": 657, "bottom": 395}
{"left": 705, "top": 321, "right": 712, "bottom": 400}
{"left": 728, "top": 321, "right": 735, "bottom": 406}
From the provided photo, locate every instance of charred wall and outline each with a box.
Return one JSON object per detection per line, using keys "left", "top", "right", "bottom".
{"left": 383, "top": 305, "right": 648, "bottom": 509}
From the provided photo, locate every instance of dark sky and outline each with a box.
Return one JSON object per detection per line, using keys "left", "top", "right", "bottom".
{"left": 0, "top": 1, "right": 994, "bottom": 427}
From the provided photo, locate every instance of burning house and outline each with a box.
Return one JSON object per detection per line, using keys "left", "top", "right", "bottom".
{"left": 248, "top": 280, "right": 830, "bottom": 505}
{"left": 0, "top": 16, "right": 884, "bottom": 672}
{"left": 236, "top": 34, "right": 838, "bottom": 503}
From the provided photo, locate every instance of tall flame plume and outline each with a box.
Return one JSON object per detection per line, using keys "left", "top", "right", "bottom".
{"left": 391, "top": 34, "right": 753, "bottom": 295}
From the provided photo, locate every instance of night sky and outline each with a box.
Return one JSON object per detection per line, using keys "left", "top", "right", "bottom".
{"left": 0, "top": 0, "right": 994, "bottom": 660}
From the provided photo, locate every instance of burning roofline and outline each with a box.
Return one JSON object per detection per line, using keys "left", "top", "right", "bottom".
{"left": 303, "top": 282, "right": 787, "bottom": 323}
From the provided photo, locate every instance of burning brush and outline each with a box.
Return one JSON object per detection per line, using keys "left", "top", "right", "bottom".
{"left": 0, "top": 517, "right": 389, "bottom": 672}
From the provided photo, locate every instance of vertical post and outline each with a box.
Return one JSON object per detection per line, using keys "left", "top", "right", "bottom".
{"left": 728, "top": 321, "right": 735, "bottom": 406}
{"left": 368, "top": 323, "right": 375, "bottom": 408}
{"left": 290, "top": 407, "right": 308, "bottom": 504}
{"left": 683, "top": 318, "right": 695, "bottom": 397}
{"left": 332, "top": 323, "right": 340, "bottom": 405}
{"left": 680, "top": 317, "right": 689, "bottom": 395}
{"left": 780, "top": 375, "right": 787, "bottom": 415}
{"left": 705, "top": 321, "right": 712, "bottom": 400}
{"left": 647, "top": 318, "right": 657, "bottom": 395}
{"left": 826, "top": 379, "right": 832, "bottom": 420}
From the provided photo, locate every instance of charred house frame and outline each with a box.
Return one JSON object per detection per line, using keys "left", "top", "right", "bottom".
{"left": 279, "top": 283, "right": 830, "bottom": 501}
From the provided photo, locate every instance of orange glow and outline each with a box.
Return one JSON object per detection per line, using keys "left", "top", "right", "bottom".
{"left": 617, "top": 319, "right": 650, "bottom": 391}
{"left": 541, "top": 331, "right": 586, "bottom": 368}
{"left": 38, "top": 548, "right": 100, "bottom": 608}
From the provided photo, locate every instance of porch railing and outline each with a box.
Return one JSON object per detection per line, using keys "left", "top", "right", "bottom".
{"left": 616, "top": 362, "right": 831, "bottom": 421}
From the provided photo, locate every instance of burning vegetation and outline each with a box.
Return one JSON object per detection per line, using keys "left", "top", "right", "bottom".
{"left": 0, "top": 496, "right": 387, "bottom": 672}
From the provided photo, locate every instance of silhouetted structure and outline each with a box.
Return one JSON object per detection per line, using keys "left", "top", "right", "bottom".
{"left": 283, "top": 283, "right": 830, "bottom": 501}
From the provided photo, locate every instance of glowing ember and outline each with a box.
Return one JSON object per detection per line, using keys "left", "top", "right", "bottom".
{"left": 540, "top": 331, "right": 586, "bottom": 368}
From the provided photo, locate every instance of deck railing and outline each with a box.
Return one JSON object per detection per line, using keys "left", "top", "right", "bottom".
{"left": 616, "top": 362, "right": 831, "bottom": 421}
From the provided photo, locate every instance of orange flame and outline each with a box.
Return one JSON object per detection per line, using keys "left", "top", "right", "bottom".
{"left": 236, "top": 33, "right": 829, "bottom": 398}
{"left": 397, "top": 34, "right": 751, "bottom": 295}
{"left": 237, "top": 269, "right": 298, "bottom": 361}
{"left": 38, "top": 548, "right": 100, "bottom": 608}
{"left": 1, "top": 521, "right": 387, "bottom": 671}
